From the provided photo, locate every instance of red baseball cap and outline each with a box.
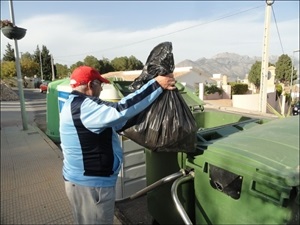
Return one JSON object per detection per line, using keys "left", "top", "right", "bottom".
{"left": 70, "top": 66, "right": 110, "bottom": 88}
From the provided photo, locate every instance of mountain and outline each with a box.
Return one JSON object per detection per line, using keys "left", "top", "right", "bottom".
{"left": 175, "top": 52, "right": 280, "bottom": 81}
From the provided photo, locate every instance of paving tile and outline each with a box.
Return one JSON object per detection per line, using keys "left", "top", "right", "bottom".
{"left": 1, "top": 124, "right": 122, "bottom": 225}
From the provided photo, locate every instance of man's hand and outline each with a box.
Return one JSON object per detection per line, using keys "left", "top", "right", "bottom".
{"left": 155, "top": 73, "right": 176, "bottom": 90}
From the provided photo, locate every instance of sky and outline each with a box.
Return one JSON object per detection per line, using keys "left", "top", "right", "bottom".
{"left": 1, "top": 1, "right": 299, "bottom": 68}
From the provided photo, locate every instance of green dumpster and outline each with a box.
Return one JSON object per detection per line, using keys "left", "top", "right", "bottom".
{"left": 112, "top": 80, "right": 269, "bottom": 224}
{"left": 186, "top": 116, "right": 299, "bottom": 224}
{"left": 46, "top": 78, "right": 70, "bottom": 143}
{"left": 145, "top": 111, "right": 263, "bottom": 224}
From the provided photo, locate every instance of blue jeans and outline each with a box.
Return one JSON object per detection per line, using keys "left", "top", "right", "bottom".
{"left": 64, "top": 181, "right": 115, "bottom": 224}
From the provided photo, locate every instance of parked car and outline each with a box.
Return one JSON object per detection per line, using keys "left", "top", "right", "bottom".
{"left": 39, "top": 81, "right": 50, "bottom": 93}
{"left": 292, "top": 101, "right": 300, "bottom": 116}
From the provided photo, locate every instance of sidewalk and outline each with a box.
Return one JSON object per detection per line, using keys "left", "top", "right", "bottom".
{"left": 0, "top": 122, "right": 121, "bottom": 224}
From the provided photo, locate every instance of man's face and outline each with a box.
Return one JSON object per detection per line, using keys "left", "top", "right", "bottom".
{"left": 91, "top": 80, "right": 103, "bottom": 97}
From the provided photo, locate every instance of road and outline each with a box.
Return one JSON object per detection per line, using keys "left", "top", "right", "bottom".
{"left": 0, "top": 88, "right": 47, "bottom": 130}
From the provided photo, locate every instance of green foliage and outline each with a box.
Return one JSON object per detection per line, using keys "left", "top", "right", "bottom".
{"left": 0, "top": 61, "right": 16, "bottom": 78}
{"left": 83, "top": 55, "right": 101, "bottom": 71}
{"left": 32, "top": 45, "right": 52, "bottom": 80}
{"left": 284, "top": 92, "right": 292, "bottom": 104}
{"left": 111, "top": 56, "right": 129, "bottom": 71}
{"left": 110, "top": 56, "right": 143, "bottom": 71}
{"left": 275, "top": 54, "right": 296, "bottom": 84}
{"left": 0, "top": 43, "right": 150, "bottom": 79}
{"left": 230, "top": 83, "right": 248, "bottom": 95}
{"left": 70, "top": 61, "right": 84, "bottom": 73}
{"left": 275, "top": 83, "right": 282, "bottom": 100}
{"left": 33, "top": 45, "right": 40, "bottom": 63}
{"left": 99, "top": 57, "right": 114, "bottom": 74}
{"left": 55, "top": 63, "right": 69, "bottom": 79}
{"left": 248, "top": 61, "right": 261, "bottom": 90}
{"left": 41, "top": 46, "right": 52, "bottom": 80}
{"left": 20, "top": 58, "right": 39, "bottom": 78}
{"left": 21, "top": 52, "right": 34, "bottom": 61}
{"left": 204, "top": 84, "right": 222, "bottom": 95}
{"left": 248, "top": 61, "right": 275, "bottom": 90}
{"left": 2, "top": 43, "right": 15, "bottom": 61}
{"left": 127, "top": 56, "right": 143, "bottom": 70}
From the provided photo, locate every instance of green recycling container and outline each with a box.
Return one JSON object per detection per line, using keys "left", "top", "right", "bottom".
{"left": 186, "top": 116, "right": 299, "bottom": 224}
{"left": 145, "top": 110, "right": 261, "bottom": 224}
{"left": 111, "top": 80, "right": 204, "bottom": 223}
{"left": 46, "top": 78, "right": 70, "bottom": 143}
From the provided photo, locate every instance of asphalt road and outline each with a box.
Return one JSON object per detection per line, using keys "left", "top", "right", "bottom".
{"left": 0, "top": 88, "right": 47, "bottom": 129}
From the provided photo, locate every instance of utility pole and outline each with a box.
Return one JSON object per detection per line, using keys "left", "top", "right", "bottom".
{"left": 39, "top": 46, "right": 43, "bottom": 81}
{"left": 259, "top": 0, "right": 274, "bottom": 113}
{"left": 9, "top": 0, "right": 28, "bottom": 130}
{"left": 51, "top": 54, "right": 55, "bottom": 81}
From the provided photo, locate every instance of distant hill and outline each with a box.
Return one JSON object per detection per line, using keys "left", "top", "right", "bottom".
{"left": 175, "top": 52, "right": 280, "bottom": 82}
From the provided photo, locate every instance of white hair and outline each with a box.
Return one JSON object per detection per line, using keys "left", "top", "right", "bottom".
{"left": 72, "top": 84, "right": 88, "bottom": 92}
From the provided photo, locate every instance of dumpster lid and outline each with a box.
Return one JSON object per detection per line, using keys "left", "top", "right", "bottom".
{"left": 111, "top": 80, "right": 205, "bottom": 110}
{"left": 206, "top": 116, "right": 299, "bottom": 186}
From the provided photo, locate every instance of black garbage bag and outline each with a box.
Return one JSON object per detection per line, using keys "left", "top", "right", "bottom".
{"left": 120, "top": 89, "right": 197, "bottom": 152}
{"left": 128, "top": 41, "right": 175, "bottom": 91}
{"left": 121, "top": 41, "right": 197, "bottom": 153}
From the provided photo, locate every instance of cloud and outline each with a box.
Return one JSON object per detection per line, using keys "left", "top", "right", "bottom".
{"left": 1, "top": 12, "right": 299, "bottom": 67}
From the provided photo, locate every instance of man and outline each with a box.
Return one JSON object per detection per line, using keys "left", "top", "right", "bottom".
{"left": 59, "top": 65, "right": 175, "bottom": 224}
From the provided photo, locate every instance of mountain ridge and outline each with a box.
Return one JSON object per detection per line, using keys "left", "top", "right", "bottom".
{"left": 175, "top": 52, "right": 280, "bottom": 81}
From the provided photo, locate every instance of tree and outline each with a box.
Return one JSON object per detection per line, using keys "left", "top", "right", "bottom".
{"left": 83, "top": 55, "right": 101, "bottom": 71}
{"left": 33, "top": 45, "right": 41, "bottom": 64}
{"left": 2, "top": 43, "right": 15, "bottom": 61}
{"left": 20, "top": 58, "right": 39, "bottom": 78}
{"left": 70, "top": 61, "right": 84, "bottom": 73}
{"left": 111, "top": 56, "right": 144, "bottom": 71}
{"left": 127, "top": 55, "right": 143, "bottom": 70}
{"left": 275, "top": 54, "right": 296, "bottom": 85}
{"left": 21, "top": 52, "right": 34, "bottom": 61}
{"left": 248, "top": 61, "right": 262, "bottom": 90}
{"left": 0, "top": 61, "right": 16, "bottom": 78}
{"left": 33, "top": 45, "right": 52, "bottom": 80}
{"left": 111, "top": 56, "right": 129, "bottom": 71}
{"left": 55, "top": 63, "right": 69, "bottom": 79}
{"left": 40, "top": 46, "right": 52, "bottom": 80}
{"left": 98, "top": 57, "right": 114, "bottom": 74}
{"left": 248, "top": 61, "right": 275, "bottom": 90}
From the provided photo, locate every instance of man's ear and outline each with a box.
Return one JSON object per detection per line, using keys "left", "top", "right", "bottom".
{"left": 88, "top": 81, "right": 93, "bottom": 89}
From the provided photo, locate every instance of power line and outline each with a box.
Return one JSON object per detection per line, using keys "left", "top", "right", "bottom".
{"left": 271, "top": 6, "right": 285, "bottom": 54}
{"left": 56, "top": 4, "right": 264, "bottom": 59}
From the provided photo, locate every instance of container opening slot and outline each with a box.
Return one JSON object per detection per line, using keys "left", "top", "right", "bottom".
{"left": 209, "top": 164, "right": 242, "bottom": 200}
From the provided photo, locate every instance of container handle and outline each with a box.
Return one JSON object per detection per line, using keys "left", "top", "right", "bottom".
{"left": 171, "top": 171, "right": 195, "bottom": 225}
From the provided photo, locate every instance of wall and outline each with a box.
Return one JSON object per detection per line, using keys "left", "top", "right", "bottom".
{"left": 232, "top": 94, "right": 259, "bottom": 111}
{"left": 232, "top": 92, "right": 290, "bottom": 115}
{"left": 203, "top": 92, "right": 222, "bottom": 100}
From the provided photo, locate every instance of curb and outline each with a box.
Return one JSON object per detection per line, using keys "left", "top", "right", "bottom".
{"left": 32, "top": 121, "right": 64, "bottom": 160}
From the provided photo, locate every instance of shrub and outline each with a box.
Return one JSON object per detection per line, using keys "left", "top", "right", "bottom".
{"left": 204, "top": 84, "right": 222, "bottom": 95}
{"left": 230, "top": 83, "right": 248, "bottom": 95}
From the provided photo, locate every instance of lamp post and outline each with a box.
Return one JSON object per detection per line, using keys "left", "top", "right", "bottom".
{"left": 290, "top": 50, "right": 300, "bottom": 94}
{"left": 8, "top": 0, "right": 28, "bottom": 130}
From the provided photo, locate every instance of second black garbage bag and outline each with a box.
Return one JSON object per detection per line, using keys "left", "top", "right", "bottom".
{"left": 121, "top": 41, "right": 197, "bottom": 153}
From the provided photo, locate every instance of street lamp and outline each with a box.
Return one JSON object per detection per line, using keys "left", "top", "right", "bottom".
{"left": 8, "top": 0, "right": 28, "bottom": 130}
